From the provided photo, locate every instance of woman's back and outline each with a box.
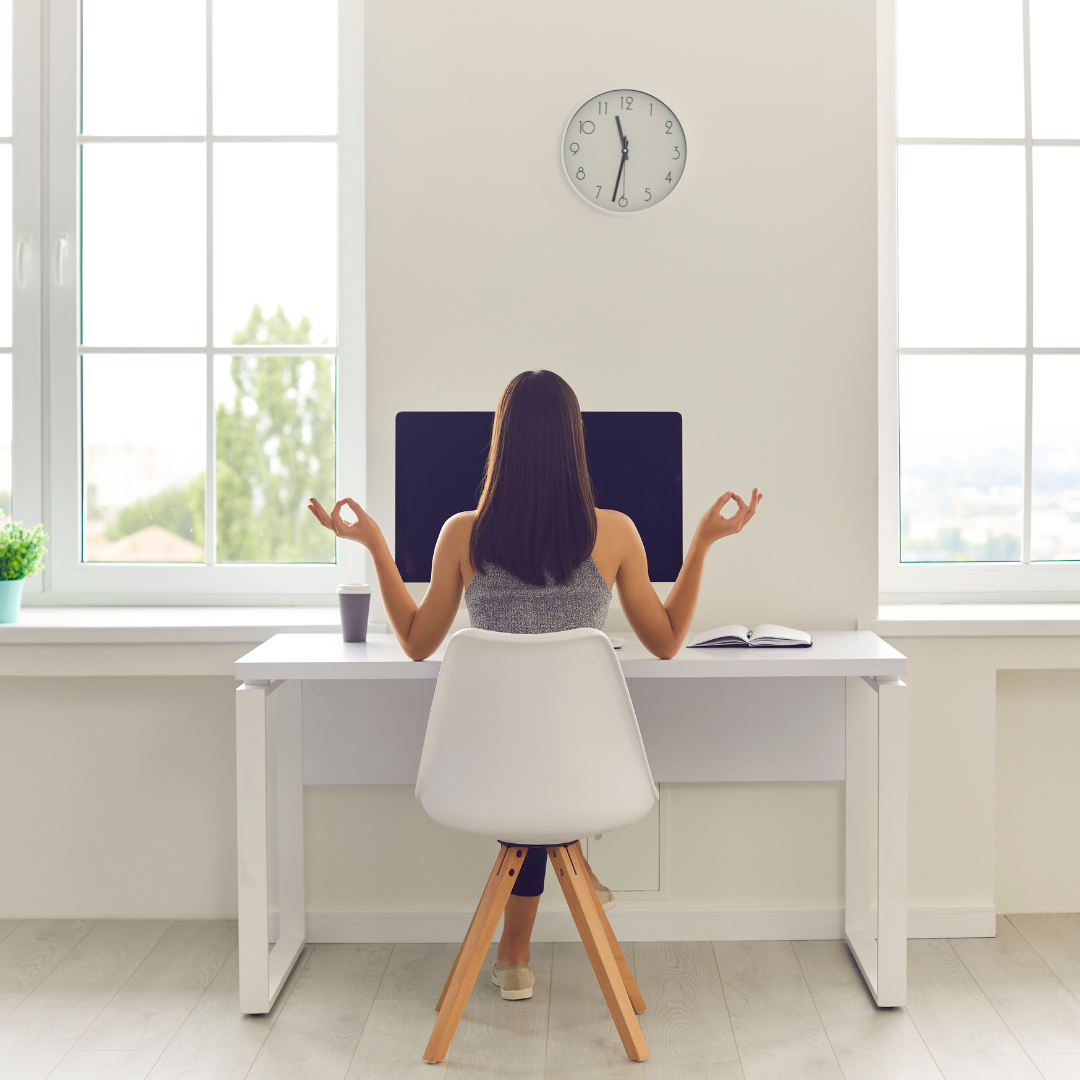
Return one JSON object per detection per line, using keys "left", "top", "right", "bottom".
{"left": 465, "top": 554, "right": 611, "bottom": 634}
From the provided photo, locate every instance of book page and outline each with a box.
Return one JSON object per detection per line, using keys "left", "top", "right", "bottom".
{"left": 687, "top": 624, "right": 750, "bottom": 648}
{"left": 748, "top": 624, "right": 812, "bottom": 646}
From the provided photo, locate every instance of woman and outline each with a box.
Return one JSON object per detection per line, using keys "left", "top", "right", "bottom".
{"left": 309, "top": 370, "right": 761, "bottom": 1001}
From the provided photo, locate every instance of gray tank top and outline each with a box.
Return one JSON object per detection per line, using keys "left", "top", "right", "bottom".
{"left": 464, "top": 555, "right": 612, "bottom": 634}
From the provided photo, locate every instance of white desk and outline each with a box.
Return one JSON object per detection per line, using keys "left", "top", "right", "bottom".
{"left": 234, "top": 630, "right": 908, "bottom": 1013}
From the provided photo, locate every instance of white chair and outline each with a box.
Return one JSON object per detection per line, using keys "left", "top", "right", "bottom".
{"left": 415, "top": 626, "right": 659, "bottom": 1063}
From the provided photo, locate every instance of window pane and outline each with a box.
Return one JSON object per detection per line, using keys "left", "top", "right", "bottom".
{"left": 214, "top": 336, "right": 335, "bottom": 564}
{"left": 213, "top": 0, "right": 336, "bottom": 135}
{"left": 900, "top": 355, "right": 1024, "bottom": 562}
{"left": 898, "top": 145, "right": 1026, "bottom": 347}
{"left": 213, "top": 143, "right": 336, "bottom": 346}
{"left": 82, "top": 0, "right": 205, "bottom": 135}
{"left": 82, "top": 356, "right": 206, "bottom": 562}
{"left": 1034, "top": 148, "right": 1080, "bottom": 347}
{"left": 897, "top": 0, "right": 1024, "bottom": 137}
{"left": 1033, "top": 357, "right": 1080, "bottom": 561}
{"left": 82, "top": 144, "right": 206, "bottom": 346}
{"left": 0, "top": 145, "right": 10, "bottom": 348}
{"left": 0, "top": 353, "right": 10, "bottom": 521}
{"left": 0, "top": 0, "right": 11, "bottom": 138}
{"left": 1031, "top": 0, "right": 1080, "bottom": 138}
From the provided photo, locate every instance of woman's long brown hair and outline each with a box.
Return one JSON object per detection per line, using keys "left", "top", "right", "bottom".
{"left": 470, "top": 370, "right": 596, "bottom": 586}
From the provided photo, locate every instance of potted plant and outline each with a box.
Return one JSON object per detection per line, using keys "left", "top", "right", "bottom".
{"left": 0, "top": 521, "right": 48, "bottom": 623}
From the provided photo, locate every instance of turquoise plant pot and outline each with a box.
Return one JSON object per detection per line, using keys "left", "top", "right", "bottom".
{"left": 0, "top": 578, "right": 25, "bottom": 623}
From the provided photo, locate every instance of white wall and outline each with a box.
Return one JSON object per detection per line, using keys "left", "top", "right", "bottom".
{"left": 364, "top": 0, "right": 879, "bottom": 632}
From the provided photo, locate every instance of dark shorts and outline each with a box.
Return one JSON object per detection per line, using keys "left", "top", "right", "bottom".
{"left": 511, "top": 846, "right": 549, "bottom": 897}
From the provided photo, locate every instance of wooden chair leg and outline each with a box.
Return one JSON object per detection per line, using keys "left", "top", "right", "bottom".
{"left": 435, "top": 844, "right": 506, "bottom": 1013}
{"left": 568, "top": 841, "right": 647, "bottom": 1015}
{"left": 424, "top": 843, "right": 528, "bottom": 1063}
{"left": 549, "top": 844, "right": 650, "bottom": 1062}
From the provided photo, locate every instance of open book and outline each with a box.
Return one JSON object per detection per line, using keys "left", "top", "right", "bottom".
{"left": 687, "top": 624, "right": 813, "bottom": 649}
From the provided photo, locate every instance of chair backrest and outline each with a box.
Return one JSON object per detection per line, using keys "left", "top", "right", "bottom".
{"left": 415, "top": 627, "right": 658, "bottom": 845}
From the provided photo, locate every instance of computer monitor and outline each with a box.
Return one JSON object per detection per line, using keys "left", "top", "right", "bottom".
{"left": 395, "top": 411, "right": 682, "bottom": 582}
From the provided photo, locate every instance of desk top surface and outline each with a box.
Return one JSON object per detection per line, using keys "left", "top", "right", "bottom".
{"left": 235, "top": 630, "right": 906, "bottom": 681}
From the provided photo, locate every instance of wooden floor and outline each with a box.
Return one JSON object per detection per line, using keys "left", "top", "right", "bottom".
{"left": 2, "top": 915, "right": 1080, "bottom": 1079}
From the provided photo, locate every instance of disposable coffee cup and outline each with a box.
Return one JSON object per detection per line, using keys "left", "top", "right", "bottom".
{"left": 337, "top": 584, "right": 371, "bottom": 642}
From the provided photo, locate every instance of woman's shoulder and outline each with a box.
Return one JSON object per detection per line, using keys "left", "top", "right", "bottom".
{"left": 441, "top": 511, "right": 478, "bottom": 541}
{"left": 595, "top": 507, "right": 636, "bottom": 537}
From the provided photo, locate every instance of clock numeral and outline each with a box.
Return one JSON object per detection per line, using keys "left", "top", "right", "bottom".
{"left": 672, "top": 145, "right": 681, "bottom": 160}
{"left": 649, "top": 103, "right": 653, "bottom": 115}
{"left": 579, "top": 120, "right": 595, "bottom": 134}
{"left": 569, "top": 141, "right": 580, "bottom": 155}
{"left": 665, "top": 120, "right": 673, "bottom": 134}
{"left": 665, "top": 172, "right": 672, "bottom": 183}
{"left": 597, "top": 100, "right": 608, "bottom": 115}
{"left": 595, "top": 186, "right": 602, "bottom": 200}
{"left": 576, "top": 166, "right": 586, "bottom": 180}
{"left": 644, "top": 187, "right": 652, "bottom": 202}
{"left": 618, "top": 195, "right": 629, "bottom": 208}
{"left": 620, "top": 95, "right": 633, "bottom": 110}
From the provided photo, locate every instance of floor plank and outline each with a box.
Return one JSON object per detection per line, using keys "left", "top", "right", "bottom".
{"left": 49, "top": 1049, "right": 161, "bottom": 1079}
{"left": 904, "top": 938, "right": 1043, "bottom": 1080}
{"left": 1008, "top": 915, "right": 1080, "bottom": 999}
{"left": 245, "top": 943, "right": 391, "bottom": 1080}
{"left": 0, "top": 922, "right": 22, "bottom": 947}
{"left": 545, "top": 940, "right": 645, "bottom": 1080}
{"left": 10, "top": 921, "right": 171, "bottom": 1024}
{"left": 0, "top": 921, "right": 97, "bottom": 1022}
{"left": 346, "top": 998, "right": 448, "bottom": 1080}
{"left": 951, "top": 918, "right": 1080, "bottom": 1056}
{"left": 0, "top": 1019, "right": 88, "bottom": 1080}
{"left": 75, "top": 921, "right": 237, "bottom": 1052}
{"left": 634, "top": 941, "right": 742, "bottom": 1080}
{"left": 714, "top": 941, "right": 842, "bottom": 1080}
{"left": 793, "top": 940, "right": 942, "bottom": 1080}
{"left": 146, "top": 944, "right": 310, "bottom": 1080}
{"left": 1030, "top": 1055, "right": 1080, "bottom": 1079}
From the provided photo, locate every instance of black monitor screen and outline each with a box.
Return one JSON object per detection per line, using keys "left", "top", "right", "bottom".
{"left": 395, "top": 411, "right": 682, "bottom": 582}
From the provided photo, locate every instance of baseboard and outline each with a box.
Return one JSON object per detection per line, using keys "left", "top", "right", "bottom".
{"left": 288, "top": 903, "right": 997, "bottom": 944}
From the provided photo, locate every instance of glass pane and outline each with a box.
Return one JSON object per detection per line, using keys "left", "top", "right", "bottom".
{"left": 214, "top": 325, "right": 335, "bottom": 564}
{"left": 0, "top": 145, "right": 10, "bottom": 348}
{"left": 82, "top": 144, "right": 206, "bottom": 346}
{"left": 1031, "top": 0, "right": 1080, "bottom": 138}
{"left": 82, "top": 0, "right": 205, "bottom": 135}
{"left": 898, "top": 145, "right": 1026, "bottom": 347}
{"left": 899, "top": 355, "right": 1024, "bottom": 562}
{"left": 213, "top": 143, "right": 336, "bottom": 346}
{"left": 213, "top": 0, "right": 336, "bottom": 135}
{"left": 82, "top": 355, "right": 205, "bottom": 562}
{"left": 1033, "top": 357, "right": 1080, "bottom": 561}
{"left": 0, "top": 0, "right": 11, "bottom": 138}
{"left": 0, "top": 353, "right": 10, "bottom": 522}
{"left": 897, "top": 0, "right": 1024, "bottom": 137}
{"left": 1034, "top": 148, "right": 1080, "bottom": 347}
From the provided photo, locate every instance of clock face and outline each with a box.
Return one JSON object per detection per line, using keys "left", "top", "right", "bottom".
{"left": 562, "top": 90, "right": 686, "bottom": 213}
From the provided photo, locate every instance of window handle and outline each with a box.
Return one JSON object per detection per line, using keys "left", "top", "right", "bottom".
{"left": 15, "top": 234, "right": 32, "bottom": 287}
{"left": 53, "top": 232, "right": 69, "bottom": 286}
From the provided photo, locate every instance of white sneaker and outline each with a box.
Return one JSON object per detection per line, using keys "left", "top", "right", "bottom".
{"left": 491, "top": 964, "right": 534, "bottom": 1000}
{"left": 596, "top": 887, "right": 618, "bottom": 911}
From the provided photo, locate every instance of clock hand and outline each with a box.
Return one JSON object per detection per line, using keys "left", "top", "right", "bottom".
{"left": 612, "top": 116, "right": 629, "bottom": 203}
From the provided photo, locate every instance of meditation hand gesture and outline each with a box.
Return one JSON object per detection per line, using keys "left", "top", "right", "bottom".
{"left": 308, "top": 496, "right": 384, "bottom": 551}
{"left": 695, "top": 489, "right": 763, "bottom": 546}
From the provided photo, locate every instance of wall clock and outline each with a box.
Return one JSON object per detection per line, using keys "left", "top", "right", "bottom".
{"left": 562, "top": 89, "right": 686, "bottom": 213}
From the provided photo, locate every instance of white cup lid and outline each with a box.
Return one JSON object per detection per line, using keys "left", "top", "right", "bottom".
{"left": 337, "top": 583, "right": 371, "bottom": 594}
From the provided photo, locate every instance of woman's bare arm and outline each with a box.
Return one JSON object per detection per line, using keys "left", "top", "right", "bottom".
{"left": 613, "top": 490, "right": 762, "bottom": 659}
{"left": 308, "top": 497, "right": 469, "bottom": 660}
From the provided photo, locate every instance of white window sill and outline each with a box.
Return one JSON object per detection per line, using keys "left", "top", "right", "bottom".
{"left": 859, "top": 604, "right": 1080, "bottom": 637}
{"left": 0, "top": 606, "right": 369, "bottom": 645}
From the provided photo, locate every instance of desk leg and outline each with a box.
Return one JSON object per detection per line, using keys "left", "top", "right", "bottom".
{"left": 846, "top": 677, "right": 907, "bottom": 1007}
{"left": 236, "top": 680, "right": 306, "bottom": 1014}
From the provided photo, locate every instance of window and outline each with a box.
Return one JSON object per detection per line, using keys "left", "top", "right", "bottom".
{"left": 41, "top": 0, "right": 364, "bottom": 600}
{"left": 881, "top": 0, "right": 1080, "bottom": 599}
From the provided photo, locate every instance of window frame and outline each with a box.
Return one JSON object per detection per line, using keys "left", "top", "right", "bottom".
{"left": 879, "top": 0, "right": 1080, "bottom": 602}
{"left": 38, "top": 0, "right": 365, "bottom": 603}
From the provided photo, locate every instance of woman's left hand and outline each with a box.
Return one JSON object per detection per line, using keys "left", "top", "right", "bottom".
{"left": 694, "top": 488, "right": 763, "bottom": 546}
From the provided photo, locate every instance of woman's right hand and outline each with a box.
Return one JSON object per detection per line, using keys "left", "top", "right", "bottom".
{"left": 308, "top": 496, "right": 385, "bottom": 551}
